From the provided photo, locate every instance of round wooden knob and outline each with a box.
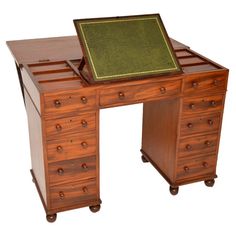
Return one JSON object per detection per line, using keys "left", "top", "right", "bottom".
{"left": 210, "top": 100, "right": 216, "bottom": 107}
{"left": 213, "top": 80, "right": 219, "bottom": 86}
{"left": 208, "top": 119, "right": 214, "bottom": 126}
{"left": 56, "top": 146, "right": 63, "bottom": 153}
{"left": 202, "top": 162, "right": 209, "bottom": 168}
{"left": 57, "top": 168, "right": 64, "bottom": 175}
{"left": 160, "top": 87, "right": 166, "bottom": 94}
{"left": 185, "top": 144, "right": 192, "bottom": 150}
{"left": 81, "top": 96, "right": 87, "bottom": 104}
{"left": 82, "top": 163, "right": 88, "bottom": 169}
{"left": 81, "top": 141, "right": 88, "bottom": 148}
{"left": 187, "top": 123, "right": 193, "bottom": 128}
{"left": 184, "top": 166, "right": 190, "bottom": 172}
{"left": 192, "top": 81, "right": 199, "bottom": 88}
{"left": 189, "top": 103, "right": 195, "bottom": 109}
{"left": 55, "top": 124, "right": 62, "bottom": 131}
{"left": 54, "top": 100, "right": 61, "bottom": 108}
{"left": 205, "top": 140, "right": 212, "bottom": 147}
{"left": 82, "top": 186, "right": 88, "bottom": 193}
{"left": 59, "top": 191, "right": 65, "bottom": 199}
{"left": 81, "top": 120, "right": 88, "bottom": 128}
{"left": 118, "top": 91, "right": 125, "bottom": 99}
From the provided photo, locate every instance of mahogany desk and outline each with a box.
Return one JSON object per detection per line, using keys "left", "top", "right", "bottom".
{"left": 7, "top": 36, "right": 228, "bottom": 222}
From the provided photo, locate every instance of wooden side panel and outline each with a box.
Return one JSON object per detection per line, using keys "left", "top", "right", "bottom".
{"left": 24, "top": 89, "right": 46, "bottom": 203}
{"left": 141, "top": 98, "right": 180, "bottom": 182}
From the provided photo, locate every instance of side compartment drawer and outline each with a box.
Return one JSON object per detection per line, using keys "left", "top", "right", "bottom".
{"left": 99, "top": 80, "right": 181, "bottom": 107}
{"left": 178, "top": 133, "right": 218, "bottom": 158}
{"left": 176, "top": 155, "right": 216, "bottom": 181}
{"left": 180, "top": 113, "right": 221, "bottom": 136}
{"left": 47, "top": 132, "right": 96, "bottom": 162}
{"left": 50, "top": 178, "right": 97, "bottom": 209}
{"left": 182, "top": 95, "right": 224, "bottom": 116}
{"left": 45, "top": 113, "right": 96, "bottom": 140}
{"left": 48, "top": 156, "right": 96, "bottom": 186}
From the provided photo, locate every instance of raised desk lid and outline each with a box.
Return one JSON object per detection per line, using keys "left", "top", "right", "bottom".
{"left": 74, "top": 14, "right": 182, "bottom": 84}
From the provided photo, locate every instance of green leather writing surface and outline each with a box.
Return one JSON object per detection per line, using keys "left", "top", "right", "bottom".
{"left": 74, "top": 14, "right": 182, "bottom": 82}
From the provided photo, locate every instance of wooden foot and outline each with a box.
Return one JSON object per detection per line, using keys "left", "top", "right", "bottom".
{"left": 46, "top": 213, "right": 57, "bottom": 223}
{"left": 204, "top": 179, "right": 215, "bottom": 187}
{"left": 169, "top": 186, "right": 179, "bottom": 195}
{"left": 89, "top": 204, "right": 101, "bottom": 213}
{"left": 141, "top": 155, "right": 149, "bottom": 163}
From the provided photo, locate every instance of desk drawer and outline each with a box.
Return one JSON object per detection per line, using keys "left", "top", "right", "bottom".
{"left": 99, "top": 80, "right": 181, "bottom": 107}
{"left": 44, "top": 91, "right": 96, "bottom": 117}
{"left": 178, "top": 133, "right": 218, "bottom": 158}
{"left": 180, "top": 113, "right": 221, "bottom": 136}
{"left": 182, "top": 95, "right": 224, "bottom": 116}
{"left": 50, "top": 178, "right": 97, "bottom": 209}
{"left": 176, "top": 155, "right": 216, "bottom": 181}
{"left": 45, "top": 113, "right": 96, "bottom": 140}
{"left": 183, "top": 73, "right": 227, "bottom": 94}
{"left": 47, "top": 132, "right": 96, "bottom": 162}
{"left": 48, "top": 156, "right": 96, "bottom": 186}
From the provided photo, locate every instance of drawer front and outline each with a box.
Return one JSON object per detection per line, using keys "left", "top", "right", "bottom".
{"left": 47, "top": 132, "right": 96, "bottom": 162}
{"left": 180, "top": 113, "right": 221, "bottom": 136}
{"left": 178, "top": 133, "right": 218, "bottom": 158}
{"left": 50, "top": 179, "right": 97, "bottom": 209}
{"left": 45, "top": 113, "right": 96, "bottom": 140}
{"left": 48, "top": 156, "right": 96, "bottom": 186}
{"left": 44, "top": 91, "right": 96, "bottom": 117}
{"left": 176, "top": 155, "right": 216, "bottom": 181}
{"left": 182, "top": 95, "right": 224, "bottom": 116}
{"left": 99, "top": 80, "right": 181, "bottom": 107}
{"left": 183, "top": 73, "right": 227, "bottom": 94}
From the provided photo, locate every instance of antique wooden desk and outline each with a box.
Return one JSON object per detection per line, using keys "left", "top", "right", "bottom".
{"left": 7, "top": 36, "right": 228, "bottom": 222}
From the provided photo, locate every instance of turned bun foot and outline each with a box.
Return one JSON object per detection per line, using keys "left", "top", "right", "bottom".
{"left": 141, "top": 155, "right": 149, "bottom": 163}
{"left": 89, "top": 204, "right": 101, "bottom": 213}
{"left": 169, "top": 186, "right": 179, "bottom": 195}
{"left": 204, "top": 179, "right": 215, "bottom": 187}
{"left": 46, "top": 213, "right": 57, "bottom": 223}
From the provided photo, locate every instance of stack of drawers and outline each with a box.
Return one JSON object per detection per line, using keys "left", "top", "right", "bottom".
{"left": 43, "top": 89, "right": 100, "bottom": 220}
{"left": 174, "top": 72, "right": 227, "bottom": 193}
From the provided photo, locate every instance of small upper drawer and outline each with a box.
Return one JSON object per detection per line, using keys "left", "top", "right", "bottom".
{"left": 180, "top": 113, "right": 221, "bottom": 136}
{"left": 182, "top": 95, "right": 224, "bottom": 116}
{"left": 178, "top": 133, "right": 218, "bottom": 158}
{"left": 48, "top": 156, "right": 96, "bottom": 186}
{"left": 183, "top": 73, "right": 227, "bottom": 94}
{"left": 43, "top": 90, "right": 96, "bottom": 118}
{"left": 45, "top": 112, "right": 96, "bottom": 140}
{"left": 47, "top": 132, "right": 96, "bottom": 162}
{"left": 99, "top": 80, "right": 181, "bottom": 107}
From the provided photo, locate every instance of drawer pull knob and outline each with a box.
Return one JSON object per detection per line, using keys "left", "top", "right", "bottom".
{"left": 187, "top": 123, "right": 193, "bottom": 128}
{"left": 202, "top": 162, "right": 209, "bottom": 168}
{"left": 81, "top": 120, "right": 88, "bottom": 128}
{"left": 184, "top": 166, "right": 190, "bottom": 172}
{"left": 210, "top": 100, "right": 216, "bottom": 107}
{"left": 160, "top": 87, "right": 166, "bottom": 94}
{"left": 118, "top": 91, "right": 125, "bottom": 99}
{"left": 81, "top": 96, "right": 88, "bottom": 104}
{"left": 213, "top": 80, "right": 219, "bottom": 86}
{"left": 56, "top": 146, "right": 63, "bottom": 153}
{"left": 55, "top": 124, "right": 62, "bottom": 131}
{"left": 189, "top": 103, "right": 195, "bottom": 109}
{"left": 57, "top": 168, "right": 64, "bottom": 175}
{"left": 54, "top": 100, "right": 61, "bottom": 108}
{"left": 82, "top": 186, "right": 88, "bottom": 193}
{"left": 192, "top": 81, "right": 199, "bottom": 88}
{"left": 59, "top": 191, "right": 65, "bottom": 199}
{"left": 81, "top": 142, "right": 88, "bottom": 148}
{"left": 185, "top": 144, "right": 192, "bottom": 150}
{"left": 205, "top": 140, "right": 212, "bottom": 147}
{"left": 208, "top": 119, "right": 214, "bottom": 126}
{"left": 82, "top": 163, "right": 88, "bottom": 169}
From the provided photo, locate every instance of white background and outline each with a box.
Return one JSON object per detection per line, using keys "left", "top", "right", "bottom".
{"left": 0, "top": 0, "right": 235, "bottom": 235}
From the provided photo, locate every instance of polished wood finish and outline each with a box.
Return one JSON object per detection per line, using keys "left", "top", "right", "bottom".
{"left": 7, "top": 35, "right": 228, "bottom": 221}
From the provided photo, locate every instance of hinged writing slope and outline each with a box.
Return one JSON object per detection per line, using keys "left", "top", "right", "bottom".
{"left": 74, "top": 14, "right": 182, "bottom": 84}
